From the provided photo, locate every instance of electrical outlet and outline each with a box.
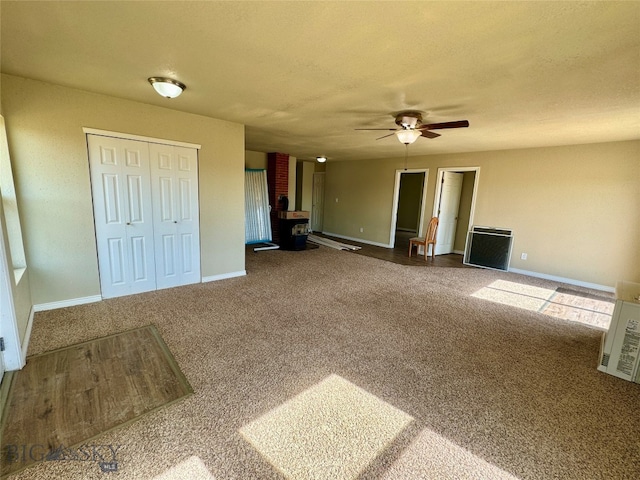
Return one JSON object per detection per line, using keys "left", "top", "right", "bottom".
{"left": 335, "top": 198, "right": 339, "bottom": 203}
{"left": 359, "top": 227, "right": 364, "bottom": 233}
{"left": 521, "top": 253, "right": 528, "bottom": 260}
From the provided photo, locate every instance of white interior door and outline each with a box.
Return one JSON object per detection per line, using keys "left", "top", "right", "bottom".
{"left": 88, "top": 135, "right": 157, "bottom": 298}
{"left": 311, "top": 172, "right": 325, "bottom": 232}
{"left": 150, "top": 144, "right": 200, "bottom": 289}
{"left": 435, "top": 171, "right": 463, "bottom": 255}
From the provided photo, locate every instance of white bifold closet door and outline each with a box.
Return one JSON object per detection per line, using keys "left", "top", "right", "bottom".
{"left": 88, "top": 136, "right": 157, "bottom": 298}
{"left": 149, "top": 143, "right": 200, "bottom": 290}
{"left": 88, "top": 134, "right": 200, "bottom": 299}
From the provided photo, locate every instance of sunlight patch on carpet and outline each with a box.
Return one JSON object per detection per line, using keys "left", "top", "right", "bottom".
{"left": 153, "top": 456, "right": 216, "bottom": 480}
{"left": 240, "top": 374, "right": 413, "bottom": 480}
{"left": 472, "top": 280, "right": 613, "bottom": 329}
{"left": 0, "top": 325, "right": 193, "bottom": 478}
{"left": 382, "top": 427, "right": 520, "bottom": 480}
{"left": 472, "top": 280, "right": 554, "bottom": 311}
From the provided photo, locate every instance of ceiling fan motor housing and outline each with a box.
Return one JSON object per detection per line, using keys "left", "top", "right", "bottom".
{"left": 395, "top": 111, "right": 422, "bottom": 129}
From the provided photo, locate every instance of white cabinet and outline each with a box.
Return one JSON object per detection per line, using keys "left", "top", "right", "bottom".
{"left": 88, "top": 134, "right": 200, "bottom": 298}
{"left": 598, "top": 281, "right": 640, "bottom": 383}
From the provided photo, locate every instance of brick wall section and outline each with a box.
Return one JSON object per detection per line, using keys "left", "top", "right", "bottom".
{"left": 267, "top": 152, "right": 289, "bottom": 243}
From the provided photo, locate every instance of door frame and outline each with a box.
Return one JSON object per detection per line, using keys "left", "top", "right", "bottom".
{"left": 432, "top": 166, "right": 480, "bottom": 254}
{"left": 389, "top": 168, "right": 429, "bottom": 248}
{"left": 83, "top": 128, "right": 201, "bottom": 150}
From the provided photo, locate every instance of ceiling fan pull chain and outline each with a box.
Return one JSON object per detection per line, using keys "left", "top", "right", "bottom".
{"left": 404, "top": 143, "right": 408, "bottom": 171}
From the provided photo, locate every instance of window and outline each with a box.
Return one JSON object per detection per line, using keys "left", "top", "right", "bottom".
{"left": 0, "top": 115, "right": 27, "bottom": 282}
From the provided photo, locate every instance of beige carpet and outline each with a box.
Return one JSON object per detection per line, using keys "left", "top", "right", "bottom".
{"left": 0, "top": 326, "right": 192, "bottom": 478}
{"left": 5, "top": 247, "right": 639, "bottom": 479}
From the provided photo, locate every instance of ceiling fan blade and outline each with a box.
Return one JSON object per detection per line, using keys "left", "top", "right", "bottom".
{"left": 421, "top": 130, "right": 441, "bottom": 139}
{"left": 421, "top": 120, "right": 469, "bottom": 130}
{"left": 375, "top": 132, "right": 396, "bottom": 140}
{"left": 355, "top": 128, "right": 398, "bottom": 131}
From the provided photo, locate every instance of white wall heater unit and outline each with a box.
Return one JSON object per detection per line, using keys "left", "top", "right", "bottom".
{"left": 598, "top": 281, "right": 640, "bottom": 383}
{"left": 464, "top": 226, "right": 513, "bottom": 271}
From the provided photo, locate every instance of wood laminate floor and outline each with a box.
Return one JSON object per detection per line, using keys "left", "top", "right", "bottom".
{"left": 0, "top": 325, "right": 192, "bottom": 478}
{"left": 321, "top": 231, "right": 471, "bottom": 268}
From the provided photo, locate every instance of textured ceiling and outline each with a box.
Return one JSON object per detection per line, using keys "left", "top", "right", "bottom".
{"left": 1, "top": 1, "right": 639, "bottom": 161}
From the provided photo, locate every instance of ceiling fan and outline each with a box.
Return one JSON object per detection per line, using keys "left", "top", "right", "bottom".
{"left": 356, "top": 110, "right": 469, "bottom": 144}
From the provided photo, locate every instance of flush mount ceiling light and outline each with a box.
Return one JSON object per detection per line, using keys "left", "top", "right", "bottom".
{"left": 148, "top": 77, "right": 186, "bottom": 98}
{"left": 395, "top": 129, "right": 422, "bottom": 145}
{"left": 316, "top": 156, "right": 327, "bottom": 163}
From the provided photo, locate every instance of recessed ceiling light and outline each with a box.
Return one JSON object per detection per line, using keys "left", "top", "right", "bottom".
{"left": 316, "top": 156, "right": 327, "bottom": 163}
{"left": 148, "top": 77, "right": 186, "bottom": 98}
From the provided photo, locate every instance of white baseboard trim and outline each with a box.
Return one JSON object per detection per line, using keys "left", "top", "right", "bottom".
{"left": 322, "top": 232, "right": 391, "bottom": 249}
{"left": 452, "top": 250, "right": 465, "bottom": 255}
{"left": 508, "top": 267, "right": 614, "bottom": 293}
{"left": 21, "top": 306, "right": 35, "bottom": 363}
{"left": 202, "top": 270, "right": 247, "bottom": 283}
{"left": 33, "top": 295, "right": 103, "bottom": 312}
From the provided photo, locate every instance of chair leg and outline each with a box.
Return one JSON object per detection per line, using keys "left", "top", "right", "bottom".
{"left": 408, "top": 242, "right": 412, "bottom": 257}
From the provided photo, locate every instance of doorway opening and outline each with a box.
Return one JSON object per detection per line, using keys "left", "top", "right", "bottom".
{"left": 432, "top": 167, "right": 480, "bottom": 257}
{"left": 311, "top": 172, "right": 325, "bottom": 233}
{"left": 389, "top": 169, "right": 429, "bottom": 249}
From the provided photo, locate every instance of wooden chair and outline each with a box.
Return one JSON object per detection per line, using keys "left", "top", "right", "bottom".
{"left": 408, "top": 217, "right": 439, "bottom": 260}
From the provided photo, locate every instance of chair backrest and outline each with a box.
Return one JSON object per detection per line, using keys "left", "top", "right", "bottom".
{"left": 426, "top": 217, "right": 439, "bottom": 243}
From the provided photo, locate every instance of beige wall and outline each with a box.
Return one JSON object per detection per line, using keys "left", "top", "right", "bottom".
{"left": 324, "top": 140, "right": 640, "bottom": 288}
{"left": 245, "top": 150, "right": 267, "bottom": 169}
{"left": 2, "top": 74, "right": 246, "bottom": 305}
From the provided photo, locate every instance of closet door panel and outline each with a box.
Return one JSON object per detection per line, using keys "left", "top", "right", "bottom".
{"left": 88, "top": 135, "right": 156, "bottom": 298}
{"left": 121, "top": 141, "right": 156, "bottom": 295}
{"left": 150, "top": 144, "right": 200, "bottom": 289}
{"left": 162, "top": 234, "right": 177, "bottom": 277}
{"left": 130, "top": 235, "right": 151, "bottom": 282}
{"left": 101, "top": 174, "right": 122, "bottom": 225}
{"left": 178, "top": 178, "right": 193, "bottom": 221}
{"left": 181, "top": 233, "right": 194, "bottom": 274}
{"left": 157, "top": 177, "right": 172, "bottom": 222}
{"left": 107, "top": 237, "right": 126, "bottom": 286}
{"left": 150, "top": 143, "right": 178, "bottom": 289}
{"left": 174, "top": 146, "right": 200, "bottom": 285}
{"left": 126, "top": 175, "right": 145, "bottom": 223}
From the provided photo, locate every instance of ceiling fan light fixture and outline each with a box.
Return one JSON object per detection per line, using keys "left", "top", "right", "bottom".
{"left": 148, "top": 77, "right": 186, "bottom": 98}
{"left": 396, "top": 129, "right": 422, "bottom": 145}
{"left": 316, "top": 156, "right": 327, "bottom": 163}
